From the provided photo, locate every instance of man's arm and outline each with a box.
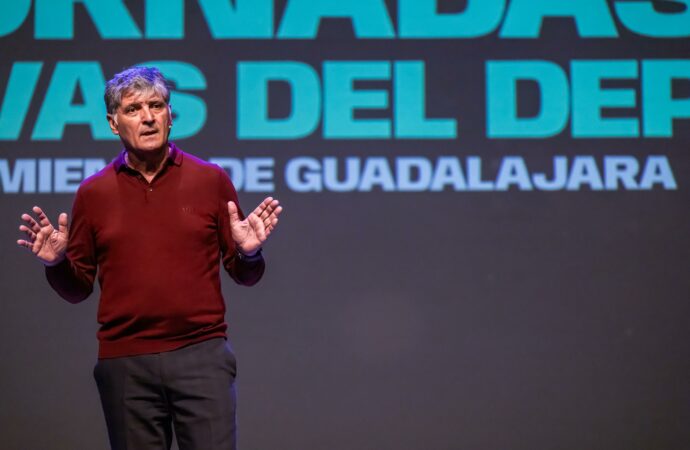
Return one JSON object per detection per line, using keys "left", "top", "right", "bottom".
{"left": 216, "top": 169, "right": 282, "bottom": 286}
{"left": 18, "top": 191, "right": 96, "bottom": 303}
{"left": 47, "top": 190, "right": 97, "bottom": 302}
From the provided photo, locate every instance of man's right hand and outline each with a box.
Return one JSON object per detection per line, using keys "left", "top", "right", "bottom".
{"left": 17, "top": 206, "right": 69, "bottom": 266}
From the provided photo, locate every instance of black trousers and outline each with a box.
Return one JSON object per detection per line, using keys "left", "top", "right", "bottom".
{"left": 93, "top": 338, "right": 238, "bottom": 450}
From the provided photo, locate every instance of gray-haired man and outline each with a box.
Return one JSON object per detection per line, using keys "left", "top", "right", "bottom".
{"left": 17, "top": 66, "right": 282, "bottom": 449}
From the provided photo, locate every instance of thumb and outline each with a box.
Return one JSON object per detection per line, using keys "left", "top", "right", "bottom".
{"left": 227, "top": 201, "right": 241, "bottom": 225}
{"left": 58, "top": 213, "right": 69, "bottom": 235}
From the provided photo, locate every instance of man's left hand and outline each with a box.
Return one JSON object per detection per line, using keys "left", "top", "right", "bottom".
{"left": 228, "top": 197, "right": 282, "bottom": 256}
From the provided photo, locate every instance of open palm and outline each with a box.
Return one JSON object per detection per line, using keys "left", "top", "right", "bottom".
{"left": 228, "top": 197, "right": 282, "bottom": 256}
{"left": 17, "top": 206, "right": 69, "bottom": 266}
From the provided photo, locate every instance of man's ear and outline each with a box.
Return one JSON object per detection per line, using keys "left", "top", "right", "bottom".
{"left": 107, "top": 114, "right": 119, "bottom": 135}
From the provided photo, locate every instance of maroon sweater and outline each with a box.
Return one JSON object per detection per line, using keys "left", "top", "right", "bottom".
{"left": 46, "top": 143, "right": 264, "bottom": 358}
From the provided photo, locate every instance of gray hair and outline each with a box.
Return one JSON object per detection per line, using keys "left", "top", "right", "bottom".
{"left": 104, "top": 66, "right": 171, "bottom": 114}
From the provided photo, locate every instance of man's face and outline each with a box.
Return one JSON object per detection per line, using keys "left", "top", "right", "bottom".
{"left": 107, "top": 89, "right": 172, "bottom": 154}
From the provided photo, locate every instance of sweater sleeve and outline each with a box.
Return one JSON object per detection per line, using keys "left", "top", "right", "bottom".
{"left": 45, "top": 186, "right": 97, "bottom": 303}
{"left": 216, "top": 167, "right": 265, "bottom": 286}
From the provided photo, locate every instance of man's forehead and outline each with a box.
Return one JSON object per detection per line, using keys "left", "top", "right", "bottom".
{"left": 120, "top": 88, "right": 166, "bottom": 105}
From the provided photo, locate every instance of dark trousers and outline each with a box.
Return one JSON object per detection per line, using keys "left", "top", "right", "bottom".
{"left": 93, "top": 338, "right": 238, "bottom": 450}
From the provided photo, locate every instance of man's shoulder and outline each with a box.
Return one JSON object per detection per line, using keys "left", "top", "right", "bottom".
{"left": 77, "top": 160, "right": 118, "bottom": 196}
{"left": 177, "top": 148, "right": 231, "bottom": 188}
{"left": 180, "top": 149, "right": 224, "bottom": 175}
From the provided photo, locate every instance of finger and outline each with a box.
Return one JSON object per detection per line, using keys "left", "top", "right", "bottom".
{"left": 227, "top": 201, "right": 241, "bottom": 225}
{"left": 19, "top": 225, "right": 37, "bottom": 241}
{"left": 266, "top": 218, "right": 278, "bottom": 233}
{"left": 262, "top": 213, "right": 273, "bottom": 226}
{"left": 33, "top": 206, "right": 53, "bottom": 228}
{"left": 263, "top": 205, "right": 282, "bottom": 224}
{"left": 263, "top": 212, "right": 280, "bottom": 228}
{"left": 259, "top": 200, "right": 282, "bottom": 222}
{"left": 58, "top": 213, "right": 69, "bottom": 235}
{"left": 267, "top": 217, "right": 279, "bottom": 233}
{"left": 252, "top": 197, "right": 273, "bottom": 219}
{"left": 248, "top": 213, "right": 264, "bottom": 233}
{"left": 248, "top": 214, "right": 267, "bottom": 241}
{"left": 32, "top": 231, "right": 45, "bottom": 255}
{"left": 21, "top": 214, "right": 41, "bottom": 233}
{"left": 17, "top": 239, "right": 33, "bottom": 250}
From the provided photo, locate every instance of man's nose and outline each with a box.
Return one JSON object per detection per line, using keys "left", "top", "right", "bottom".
{"left": 140, "top": 107, "right": 155, "bottom": 123}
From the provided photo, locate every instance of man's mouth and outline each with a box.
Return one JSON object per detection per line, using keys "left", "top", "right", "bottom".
{"left": 141, "top": 130, "right": 158, "bottom": 136}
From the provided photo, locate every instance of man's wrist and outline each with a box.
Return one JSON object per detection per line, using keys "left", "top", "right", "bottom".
{"left": 43, "top": 254, "right": 67, "bottom": 267}
{"left": 236, "top": 247, "right": 263, "bottom": 262}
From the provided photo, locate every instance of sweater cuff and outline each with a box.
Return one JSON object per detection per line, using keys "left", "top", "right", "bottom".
{"left": 44, "top": 257, "right": 71, "bottom": 276}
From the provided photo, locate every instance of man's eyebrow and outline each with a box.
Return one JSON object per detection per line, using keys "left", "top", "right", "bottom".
{"left": 121, "top": 96, "right": 164, "bottom": 108}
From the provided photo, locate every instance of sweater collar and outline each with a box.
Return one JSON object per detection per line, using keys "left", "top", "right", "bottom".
{"left": 114, "top": 142, "right": 183, "bottom": 173}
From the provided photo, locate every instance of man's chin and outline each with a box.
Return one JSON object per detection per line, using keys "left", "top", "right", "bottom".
{"left": 127, "top": 140, "right": 168, "bottom": 154}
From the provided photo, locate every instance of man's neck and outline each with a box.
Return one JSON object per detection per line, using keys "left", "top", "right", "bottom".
{"left": 125, "top": 145, "right": 169, "bottom": 180}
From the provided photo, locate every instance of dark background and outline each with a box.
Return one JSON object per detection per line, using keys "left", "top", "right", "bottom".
{"left": 1, "top": 1, "right": 688, "bottom": 449}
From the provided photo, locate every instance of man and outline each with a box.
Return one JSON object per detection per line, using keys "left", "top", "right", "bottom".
{"left": 16, "top": 66, "right": 282, "bottom": 450}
